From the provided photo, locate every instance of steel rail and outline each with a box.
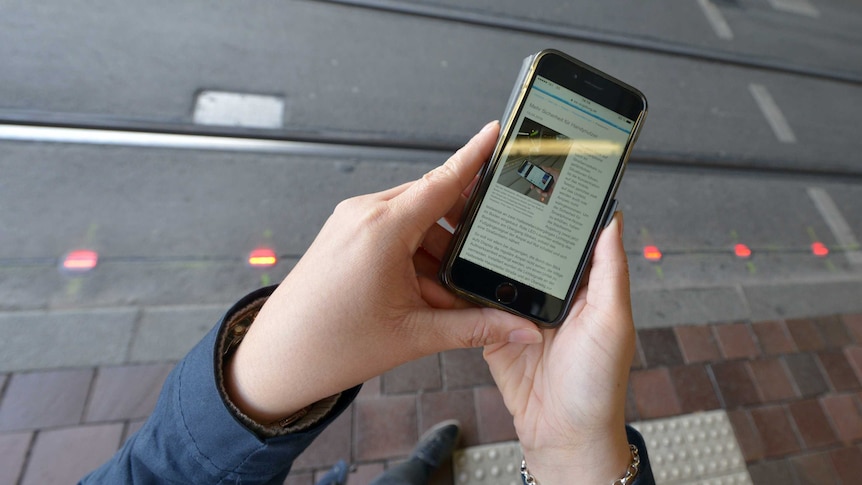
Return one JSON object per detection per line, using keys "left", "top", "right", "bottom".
{"left": 3, "top": 114, "right": 862, "bottom": 181}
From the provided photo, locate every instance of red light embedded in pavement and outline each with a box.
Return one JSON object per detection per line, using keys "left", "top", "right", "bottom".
{"left": 811, "top": 242, "right": 829, "bottom": 257}
{"left": 62, "top": 250, "right": 99, "bottom": 272}
{"left": 643, "top": 245, "right": 662, "bottom": 262}
{"left": 248, "top": 248, "right": 277, "bottom": 267}
{"left": 734, "top": 244, "right": 752, "bottom": 259}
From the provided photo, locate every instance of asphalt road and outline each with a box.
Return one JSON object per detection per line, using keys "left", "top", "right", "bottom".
{"left": 1, "top": 0, "right": 861, "bottom": 172}
{"left": 1, "top": 1, "right": 861, "bottom": 352}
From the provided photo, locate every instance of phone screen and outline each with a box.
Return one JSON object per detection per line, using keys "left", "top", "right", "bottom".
{"left": 446, "top": 53, "right": 645, "bottom": 325}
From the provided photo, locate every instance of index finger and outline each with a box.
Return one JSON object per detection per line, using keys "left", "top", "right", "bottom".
{"left": 390, "top": 121, "right": 499, "bottom": 247}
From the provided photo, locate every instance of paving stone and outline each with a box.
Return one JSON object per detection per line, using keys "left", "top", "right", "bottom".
{"left": 748, "top": 405, "right": 802, "bottom": 459}
{"left": 817, "top": 350, "right": 861, "bottom": 392}
{"left": 631, "top": 336, "right": 645, "bottom": 370}
{"left": 354, "top": 394, "right": 417, "bottom": 461}
{"left": 673, "top": 325, "right": 721, "bottom": 364}
{"left": 711, "top": 361, "right": 761, "bottom": 408}
{"left": 751, "top": 320, "right": 797, "bottom": 356}
{"left": 0, "top": 431, "right": 32, "bottom": 485}
{"left": 131, "top": 305, "right": 225, "bottom": 363}
{"left": 629, "top": 368, "right": 681, "bottom": 419}
{"left": 727, "top": 409, "right": 764, "bottom": 462}
{"left": 843, "top": 314, "right": 862, "bottom": 344}
{"left": 294, "top": 404, "right": 352, "bottom": 469}
{"left": 0, "top": 369, "right": 93, "bottom": 431}
{"left": 847, "top": 346, "right": 862, "bottom": 382}
{"left": 783, "top": 353, "right": 829, "bottom": 398}
{"left": 816, "top": 315, "right": 851, "bottom": 349}
{"left": 820, "top": 393, "right": 862, "bottom": 444}
{"left": 0, "top": 309, "right": 136, "bottom": 372}
{"left": 21, "top": 423, "right": 123, "bottom": 485}
{"left": 747, "top": 459, "right": 798, "bottom": 485}
{"left": 790, "top": 452, "right": 839, "bottom": 485}
{"left": 473, "top": 385, "right": 516, "bottom": 444}
{"left": 638, "top": 327, "right": 684, "bottom": 367}
{"left": 124, "top": 418, "right": 147, "bottom": 444}
{"left": 747, "top": 359, "right": 798, "bottom": 403}
{"left": 830, "top": 446, "right": 862, "bottom": 484}
{"left": 383, "top": 354, "right": 441, "bottom": 394}
{"left": 668, "top": 365, "right": 720, "bottom": 413}
{"left": 786, "top": 318, "right": 826, "bottom": 352}
{"left": 284, "top": 470, "right": 314, "bottom": 485}
{"left": 419, "top": 389, "right": 478, "bottom": 447}
{"left": 358, "top": 376, "right": 381, "bottom": 399}
{"left": 346, "top": 462, "right": 385, "bottom": 485}
{"left": 713, "top": 323, "right": 761, "bottom": 360}
{"left": 624, "top": 382, "right": 639, "bottom": 422}
{"left": 787, "top": 399, "right": 839, "bottom": 449}
{"left": 85, "top": 364, "right": 173, "bottom": 422}
{"left": 440, "top": 349, "right": 493, "bottom": 389}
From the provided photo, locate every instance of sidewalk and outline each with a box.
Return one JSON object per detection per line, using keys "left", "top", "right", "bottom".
{"left": 2, "top": 312, "right": 862, "bottom": 484}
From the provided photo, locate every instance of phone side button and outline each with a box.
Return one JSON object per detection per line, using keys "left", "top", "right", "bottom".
{"left": 495, "top": 282, "right": 518, "bottom": 304}
{"left": 603, "top": 198, "right": 619, "bottom": 228}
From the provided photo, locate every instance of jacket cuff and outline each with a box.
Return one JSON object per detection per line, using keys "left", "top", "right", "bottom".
{"left": 166, "top": 286, "right": 360, "bottom": 480}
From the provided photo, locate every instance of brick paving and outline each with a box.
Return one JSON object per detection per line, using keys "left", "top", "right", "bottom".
{"left": 1, "top": 313, "right": 862, "bottom": 484}
{"left": 629, "top": 314, "right": 862, "bottom": 484}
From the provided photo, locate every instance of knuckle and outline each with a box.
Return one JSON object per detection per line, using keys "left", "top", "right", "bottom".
{"left": 422, "top": 162, "right": 458, "bottom": 188}
{"left": 463, "top": 319, "right": 495, "bottom": 348}
{"left": 334, "top": 196, "right": 390, "bottom": 228}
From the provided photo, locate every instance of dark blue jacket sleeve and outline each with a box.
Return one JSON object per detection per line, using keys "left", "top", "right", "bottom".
{"left": 627, "top": 425, "right": 655, "bottom": 485}
{"left": 81, "top": 288, "right": 359, "bottom": 484}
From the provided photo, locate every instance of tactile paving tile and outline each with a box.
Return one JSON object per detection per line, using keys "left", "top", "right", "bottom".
{"left": 452, "top": 410, "right": 752, "bottom": 485}
{"left": 630, "top": 410, "right": 751, "bottom": 484}
{"left": 452, "top": 441, "right": 522, "bottom": 485}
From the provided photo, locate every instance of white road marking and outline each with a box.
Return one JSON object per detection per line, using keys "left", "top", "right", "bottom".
{"left": 697, "top": 0, "right": 735, "bottom": 40}
{"left": 193, "top": 91, "right": 284, "bottom": 129}
{"left": 767, "top": 0, "right": 820, "bottom": 18}
{"left": 807, "top": 187, "right": 862, "bottom": 265}
{"left": 748, "top": 83, "right": 797, "bottom": 143}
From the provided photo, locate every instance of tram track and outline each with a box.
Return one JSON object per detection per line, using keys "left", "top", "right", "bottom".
{"left": 3, "top": 112, "right": 862, "bottom": 181}
{"left": 310, "top": 0, "right": 862, "bottom": 87}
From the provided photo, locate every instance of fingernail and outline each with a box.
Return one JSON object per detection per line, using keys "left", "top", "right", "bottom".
{"left": 617, "top": 211, "right": 624, "bottom": 236}
{"left": 481, "top": 120, "right": 499, "bottom": 132}
{"left": 508, "top": 328, "right": 543, "bottom": 345}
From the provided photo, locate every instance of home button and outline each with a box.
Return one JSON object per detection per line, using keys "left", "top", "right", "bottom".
{"left": 495, "top": 282, "right": 518, "bottom": 304}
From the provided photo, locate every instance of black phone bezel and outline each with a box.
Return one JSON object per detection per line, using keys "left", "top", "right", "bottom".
{"left": 442, "top": 50, "right": 647, "bottom": 327}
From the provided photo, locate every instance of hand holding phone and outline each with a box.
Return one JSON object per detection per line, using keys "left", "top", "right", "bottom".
{"left": 440, "top": 49, "right": 647, "bottom": 327}
{"left": 484, "top": 211, "right": 640, "bottom": 484}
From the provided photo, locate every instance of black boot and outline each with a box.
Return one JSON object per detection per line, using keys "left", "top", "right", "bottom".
{"left": 411, "top": 419, "right": 462, "bottom": 470}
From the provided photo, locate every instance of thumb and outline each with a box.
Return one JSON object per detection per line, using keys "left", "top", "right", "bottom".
{"left": 391, "top": 120, "right": 500, "bottom": 247}
{"left": 411, "top": 307, "right": 543, "bottom": 352}
{"left": 586, "top": 211, "right": 632, "bottom": 318}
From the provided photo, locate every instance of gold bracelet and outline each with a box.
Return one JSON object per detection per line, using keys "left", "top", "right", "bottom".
{"left": 520, "top": 444, "right": 640, "bottom": 485}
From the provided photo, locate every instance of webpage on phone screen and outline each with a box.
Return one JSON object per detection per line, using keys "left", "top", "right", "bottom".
{"left": 460, "top": 75, "right": 634, "bottom": 299}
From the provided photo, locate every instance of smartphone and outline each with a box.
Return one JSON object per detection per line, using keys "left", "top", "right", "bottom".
{"left": 517, "top": 161, "right": 555, "bottom": 192}
{"left": 440, "top": 49, "right": 647, "bottom": 327}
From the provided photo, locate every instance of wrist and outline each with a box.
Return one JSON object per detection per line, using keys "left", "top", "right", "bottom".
{"left": 521, "top": 427, "right": 631, "bottom": 485}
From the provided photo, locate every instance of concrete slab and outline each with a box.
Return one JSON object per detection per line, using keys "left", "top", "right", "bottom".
{"left": 742, "top": 280, "right": 862, "bottom": 321}
{"left": 0, "top": 308, "right": 137, "bottom": 372}
{"left": 130, "top": 305, "right": 227, "bottom": 363}
{"left": 631, "top": 286, "right": 750, "bottom": 328}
